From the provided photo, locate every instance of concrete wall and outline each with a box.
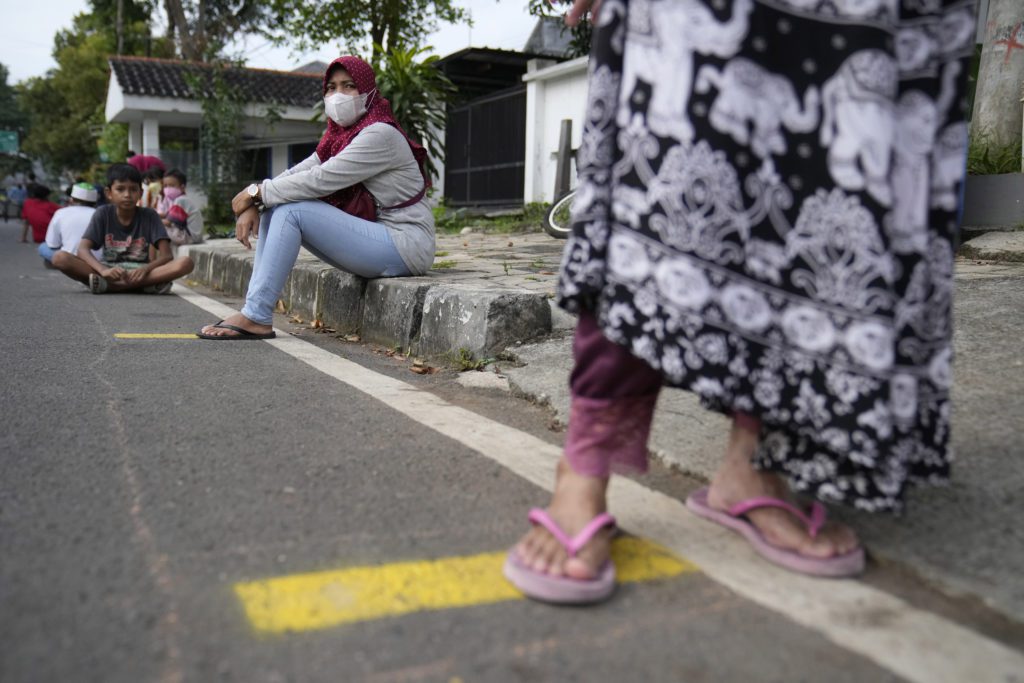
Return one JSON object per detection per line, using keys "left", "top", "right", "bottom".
{"left": 522, "top": 57, "right": 589, "bottom": 204}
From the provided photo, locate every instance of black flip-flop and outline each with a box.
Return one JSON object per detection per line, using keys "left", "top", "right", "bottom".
{"left": 197, "top": 321, "right": 276, "bottom": 340}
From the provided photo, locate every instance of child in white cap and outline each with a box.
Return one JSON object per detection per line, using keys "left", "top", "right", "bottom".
{"left": 40, "top": 182, "right": 100, "bottom": 266}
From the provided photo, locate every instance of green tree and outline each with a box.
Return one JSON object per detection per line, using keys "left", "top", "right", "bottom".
{"left": 0, "top": 64, "right": 30, "bottom": 177}
{"left": 17, "top": 27, "right": 111, "bottom": 174}
{"left": 162, "top": 0, "right": 269, "bottom": 61}
{"left": 16, "top": 1, "right": 174, "bottom": 176}
{"left": 266, "top": 0, "right": 471, "bottom": 66}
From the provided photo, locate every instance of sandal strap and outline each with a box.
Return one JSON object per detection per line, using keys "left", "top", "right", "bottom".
{"left": 527, "top": 508, "right": 617, "bottom": 558}
{"left": 727, "top": 497, "right": 827, "bottom": 538}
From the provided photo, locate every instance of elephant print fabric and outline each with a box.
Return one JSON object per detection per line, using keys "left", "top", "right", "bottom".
{"left": 558, "top": 0, "right": 976, "bottom": 512}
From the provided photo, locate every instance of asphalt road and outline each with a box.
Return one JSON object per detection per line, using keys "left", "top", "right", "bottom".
{"left": 0, "top": 220, "right": 1016, "bottom": 683}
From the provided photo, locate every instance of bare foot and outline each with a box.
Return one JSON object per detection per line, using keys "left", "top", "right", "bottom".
{"left": 708, "top": 432, "right": 860, "bottom": 559}
{"left": 199, "top": 312, "right": 272, "bottom": 338}
{"left": 514, "top": 458, "right": 613, "bottom": 580}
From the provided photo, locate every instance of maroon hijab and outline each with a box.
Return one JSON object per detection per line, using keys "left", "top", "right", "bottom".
{"left": 315, "top": 56, "right": 429, "bottom": 211}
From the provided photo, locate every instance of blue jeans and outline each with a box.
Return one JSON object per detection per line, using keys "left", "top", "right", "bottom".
{"left": 38, "top": 243, "right": 56, "bottom": 262}
{"left": 241, "top": 201, "right": 411, "bottom": 325}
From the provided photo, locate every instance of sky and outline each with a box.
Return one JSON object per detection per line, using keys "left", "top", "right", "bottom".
{"left": 0, "top": 0, "right": 542, "bottom": 85}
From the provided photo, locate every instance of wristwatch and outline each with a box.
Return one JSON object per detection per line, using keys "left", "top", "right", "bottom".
{"left": 247, "top": 183, "right": 264, "bottom": 213}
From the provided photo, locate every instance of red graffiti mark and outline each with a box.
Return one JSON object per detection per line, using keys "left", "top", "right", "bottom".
{"left": 994, "top": 22, "right": 1024, "bottom": 65}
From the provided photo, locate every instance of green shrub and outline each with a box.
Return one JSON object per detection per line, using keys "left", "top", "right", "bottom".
{"left": 967, "top": 132, "right": 1023, "bottom": 175}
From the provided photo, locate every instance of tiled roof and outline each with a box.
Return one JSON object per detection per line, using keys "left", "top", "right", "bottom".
{"left": 109, "top": 56, "right": 323, "bottom": 108}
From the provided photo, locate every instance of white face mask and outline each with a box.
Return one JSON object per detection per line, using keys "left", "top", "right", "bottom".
{"left": 324, "top": 91, "right": 370, "bottom": 127}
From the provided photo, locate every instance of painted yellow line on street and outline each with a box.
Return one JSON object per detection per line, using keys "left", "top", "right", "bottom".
{"left": 114, "top": 333, "right": 198, "bottom": 339}
{"left": 234, "top": 537, "right": 698, "bottom": 634}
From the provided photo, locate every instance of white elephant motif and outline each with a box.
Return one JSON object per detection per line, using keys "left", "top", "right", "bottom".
{"left": 620, "top": 0, "right": 753, "bottom": 143}
{"left": 888, "top": 62, "right": 961, "bottom": 251}
{"left": 930, "top": 122, "right": 967, "bottom": 211}
{"left": 820, "top": 49, "right": 898, "bottom": 206}
{"left": 896, "top": 27, "right": 936, "bottom": 72}
{"left": 695, "top": 58, "right": 820, "bottom": 159}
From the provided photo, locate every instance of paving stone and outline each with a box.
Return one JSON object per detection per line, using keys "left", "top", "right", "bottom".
{"left": 320, "top": 269, "right": 367, "bottom": 334}
{"left": 416, "top": 284, "right": 552, "bottom": 359}
{"left": 361, "top": 278, "right": 434, "bottom": 351}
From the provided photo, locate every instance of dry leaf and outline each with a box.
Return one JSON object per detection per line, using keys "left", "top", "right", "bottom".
{"left": 410, "top": 366, "right": 429, "bottom": 375}
{"left": 344, "top": 334, "right": 361, "bottom": 342}
{"left": 507, "top": 241, "right": 514, "bottom": 247}
{"left": 539, "top": 271, "right": 555, "bottom": 275}
{"left": 412, "top": 358, "right": 426, "bottom": 367}
{"left": 462, "top": 241, "right": 469, "bottom": 247}
{"left": 311, "top": 318, "right": 324, "bottom": 329}
{"left": 289, "top": 315, "right": 304, "bottom": 324}
{"left": 274, "top": 299, "right": 287, "bottom": 313}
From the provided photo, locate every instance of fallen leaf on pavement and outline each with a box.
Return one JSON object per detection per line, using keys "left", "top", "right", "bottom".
{"left": 507, "top": 241, "right": 514, "bottom": 247}
{"left": 311, "top": 318, "right": 324, "bottom": 329}
{"left": 344, "top": 334, "right": 361, "bottom": 342}
{"left": 275, "top": 300, "right": 287, "bottom": 313}
{"left": 289, "top": 315, "right": 304, "bottom": 324}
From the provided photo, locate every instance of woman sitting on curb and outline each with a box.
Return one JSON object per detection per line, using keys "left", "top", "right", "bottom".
{"left": 198, "top": 56, "right": 432, "bottom": 340}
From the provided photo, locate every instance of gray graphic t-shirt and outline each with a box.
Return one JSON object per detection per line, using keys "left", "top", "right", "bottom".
{"left": 83, "top": 205, "right": 169, "bottom": 264}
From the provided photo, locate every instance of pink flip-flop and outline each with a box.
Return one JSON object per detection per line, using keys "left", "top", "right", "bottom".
{"left": 503, "top": 508, "right": 617, "bottom": 604}
{"left": 686, "top": 487, "right": 865, "bottom": 578}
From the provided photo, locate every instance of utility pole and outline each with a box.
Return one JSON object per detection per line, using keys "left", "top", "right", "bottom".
{"left": 971, "top": 0, "right": 1024, "bottom": 163}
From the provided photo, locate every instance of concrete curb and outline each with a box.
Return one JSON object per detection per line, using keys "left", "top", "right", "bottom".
{"left": 958, "top": 230, "right": 1024, "bottom": 263}
{"left": 187, "top": 242, "right": 556, "bottom": 357}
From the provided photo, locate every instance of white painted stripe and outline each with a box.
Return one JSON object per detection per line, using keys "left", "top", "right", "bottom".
{"left": 176, "top": 284, "right": 1024, "bottom": 682}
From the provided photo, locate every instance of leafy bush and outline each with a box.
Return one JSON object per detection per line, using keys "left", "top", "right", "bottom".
{"left": 968, "top": 132, "right": 1023, "bottom": 175}
{"left": 375, "top": 45, "right": 456, "bottom": 181}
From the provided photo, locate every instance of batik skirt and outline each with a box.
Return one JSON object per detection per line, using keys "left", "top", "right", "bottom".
{"left": 556, "top": 0, "right": 977, "bottom": 512}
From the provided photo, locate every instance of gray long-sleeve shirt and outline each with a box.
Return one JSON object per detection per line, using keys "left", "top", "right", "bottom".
{"left": 260, "top": 123, "right": 434, "bottom": 274}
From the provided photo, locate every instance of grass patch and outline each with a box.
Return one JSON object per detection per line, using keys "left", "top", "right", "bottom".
{"left": 968, "top": 132, "right": 1023, "bottom": 176}
{"left": 451, "top": 348, "right": 493, "bottom": 371}
{"left": 434, "top": 250, "right": 449, "bottom": 257}
{"left": 207, "top": 222, "right": 235, "bottom": 239}
{"left": 433, "top": 202, "right": 550, "bottom": 235}
{"left": 431, "top": 259, "right": 457, "bottom": 270}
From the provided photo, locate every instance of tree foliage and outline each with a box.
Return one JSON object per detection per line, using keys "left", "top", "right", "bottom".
{"left": 0, "top": 64, "right": 31, "bottom": 177}
{"left": 15, "top": 1, "right": 174, "bottom": 176}
{"left": 266, "top": 0, "right": 470, "bottom": 66}
{"left": 375, "top": 45, "right": 457, "bottom": 180}
{"left": 527, "top": 0, "right": 592, "bottom": 58}
{"left": 162, "top": 0, "right": 269, "bottom": 62}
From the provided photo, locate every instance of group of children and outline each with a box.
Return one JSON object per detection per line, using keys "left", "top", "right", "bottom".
{"left": 46, "top": 164, "right": 195, "bottom": 294}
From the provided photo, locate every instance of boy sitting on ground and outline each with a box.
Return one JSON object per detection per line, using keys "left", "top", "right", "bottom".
{"left": 52, "top": 164, "right": 193, "bottom": 294}
{"left": 39, "top": 182, "right": 101, "bottom": 266}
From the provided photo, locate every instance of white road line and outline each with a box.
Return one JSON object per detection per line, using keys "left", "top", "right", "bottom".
{"left": 177, "top": 284, "right": 1024, "bottom": 682}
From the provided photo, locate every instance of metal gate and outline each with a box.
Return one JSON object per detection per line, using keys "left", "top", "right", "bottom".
{"left": 444, "top": 86, "right": 526, "bottom": 207}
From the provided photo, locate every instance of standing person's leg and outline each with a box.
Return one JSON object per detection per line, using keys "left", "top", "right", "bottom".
{"left": 200, "top": 201, "right": 410, "bottom": 338}
{"left": 700, "top": 416, "right": 861, "bottom": 562}
{"left": 509, "top": 312, "right": 662, "bottom": 590}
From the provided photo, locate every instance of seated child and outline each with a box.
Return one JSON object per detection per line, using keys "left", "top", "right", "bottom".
{"left": 140, "top": 168, "right": 164, "bottom": 210}
{"left": 164, "top": 203, "right": 192, "bottom": 246}
{"left": 51, "top": 163, "right": 193, "bottom": 294}
{"left": 22, "top": 184, "right": 59, "bottom": 244}
{"left": 39, "top": 183, "right": 101, "bottom": 265}
{"left": 160, "top": 169, "right": 203, "bottom": 243}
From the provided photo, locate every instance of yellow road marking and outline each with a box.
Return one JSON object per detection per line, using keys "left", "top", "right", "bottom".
{"left": 114, "top": 333, "right": 198, "bottom": 339}
{"left": 234, "top": 537, "right": 698, "bottom": 634}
